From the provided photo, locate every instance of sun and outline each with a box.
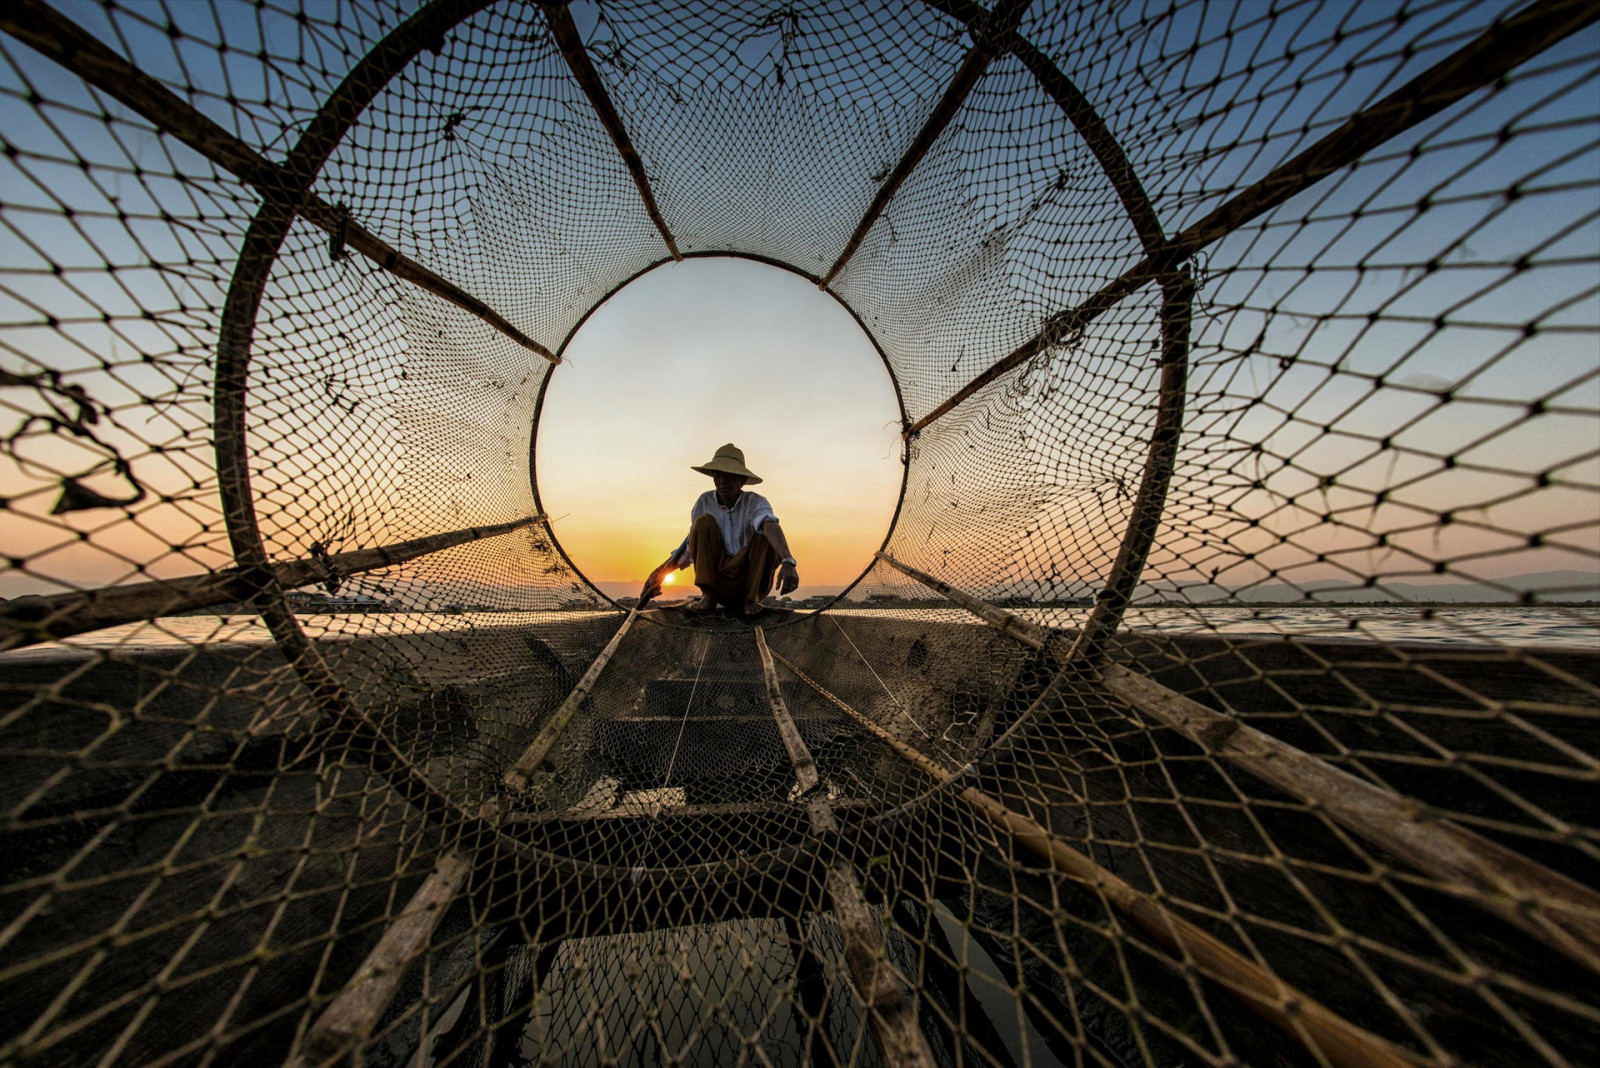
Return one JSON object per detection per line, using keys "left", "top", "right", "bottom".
{"left": 663, "top": 571, "right": 676, "bottom": 585}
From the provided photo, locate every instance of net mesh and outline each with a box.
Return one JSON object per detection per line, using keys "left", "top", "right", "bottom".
{"left": 2, "top": 0, "right": 1597, "bottom": 1065}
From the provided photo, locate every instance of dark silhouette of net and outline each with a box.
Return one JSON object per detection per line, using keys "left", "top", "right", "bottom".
{"left": 1, "top": 1, "right": 1596, "bottom": 1066}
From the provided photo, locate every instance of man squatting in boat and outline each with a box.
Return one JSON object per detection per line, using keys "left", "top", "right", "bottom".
{"left": 639, "top": 443, "right": 800, "bottom": 617}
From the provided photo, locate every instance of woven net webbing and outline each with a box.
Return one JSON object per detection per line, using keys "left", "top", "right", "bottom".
{"left": 2, "top": 1, "right": 1598, "bottom": 1065}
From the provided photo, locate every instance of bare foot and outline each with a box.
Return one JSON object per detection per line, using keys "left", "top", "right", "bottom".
{"left": 685, "top": 593, "right": 716, "bottom": 613}
{"left": 743, "top": 599, "right": 764, "bottom": 617}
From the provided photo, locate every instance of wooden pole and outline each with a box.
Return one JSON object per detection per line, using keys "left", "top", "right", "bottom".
{"left": 502, "top": 608, "right": 638, "bottom": 792}
{"left": 754, "top": 626, "right": 820, "bottom": 794}
{"left": 0, "top": 0, "right": 558, "bottom": 365}
{"left": 1100, "top": 665, "right": 1600, "bottom": 976}
{"left": 870, "top": 555, "right": 1600, "bottom": 975}
{"left": 766, "top": 649, "right": 1419, "bottom": 1068}
{"left": 754, "top": 628, "right": 936, "bottom": 1068}
{"left": 903, "top": 0, "right": 1600, "bottom": 438}
{"left": 819, "top": 0, "right": 1031, "bottom": 288}
{"left": 286, "top": 850, "right": 473, "bottom": 1068}
{"left": 874, "top": 552, "right": 1055, "bottom": 650}
{"left": 0, "top": 516, "right": 542, "bottom": 650}
{"left": 539, "top": 1, "right": 681, "bottom": 261}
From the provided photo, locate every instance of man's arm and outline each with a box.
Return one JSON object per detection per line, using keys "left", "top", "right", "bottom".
{"left": 760, "top": 519, "right": 799, "bottom": 595}
{"left": 641, "top": 532, "right": 690, "bottom": 605}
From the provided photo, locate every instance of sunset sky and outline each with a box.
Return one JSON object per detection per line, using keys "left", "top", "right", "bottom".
{"left": 535, "top": 257, "right": 904, "bottom": 593}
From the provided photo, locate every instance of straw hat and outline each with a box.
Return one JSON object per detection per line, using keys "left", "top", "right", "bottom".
{"left": 691, "top": 443, "right": 762, "bottom": 485}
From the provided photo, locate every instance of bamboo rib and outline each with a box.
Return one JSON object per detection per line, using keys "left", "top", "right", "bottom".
{"left": 766, "top": 649, "right": 1419, "bottom": 1068}
{"left": 540, "top": 1, "right": 682, "bottom": 261}
{"left": 754, "top": 626, "right": 821, "bottom": 795}
{"left": 0, "top": 0, "right": 557, "bottom": 365}
{"left": 819, "top": 0, "right": 1031, "bottom": 289}
{"left": 754, "top": 629, "right": 935, "bottom": 1068}
{"left": 904, "top": 0, "right": 1600, "bottom": 437}
{"left": 502, "top": 608, "right": 639, "bottom": 792}
{"left": 1100, "top": 666, "right": 1600, "bottom": 976}
{"left": 876, "top": 549, "right": 1600, "bottom": 975}
{"left": 286, "top": 850, "right": 472, "bottom": 1068}
{"left": 0, "top": 517, "right": 541, "bottom": 651}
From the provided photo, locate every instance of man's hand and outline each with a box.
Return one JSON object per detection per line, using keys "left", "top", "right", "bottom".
{"left": 640, "top": 560, "right": 675, "bottom": 607}
{"left": 777, "top": 560, "right": 799, "bottom": 596}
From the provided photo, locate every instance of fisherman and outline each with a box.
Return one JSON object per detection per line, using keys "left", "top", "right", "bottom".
{"left": 640, "top": 444, "right": 799, "bottom": 616}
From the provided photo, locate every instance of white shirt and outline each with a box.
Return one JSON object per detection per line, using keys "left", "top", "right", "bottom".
{"left": 673, "top": 490, "right": 779, "bottom": 566}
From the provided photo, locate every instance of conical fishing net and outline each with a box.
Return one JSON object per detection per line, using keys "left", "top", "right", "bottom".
{"left": 2, "top": 1, "right": 1597, "bottom": 1065}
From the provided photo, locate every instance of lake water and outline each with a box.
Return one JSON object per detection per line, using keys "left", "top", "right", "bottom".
{"left": 47, "top": 605, "right": 1600, "bottom": 650}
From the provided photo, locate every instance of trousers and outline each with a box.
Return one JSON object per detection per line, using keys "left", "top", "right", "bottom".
{"left": 688, "top": 513, "right": 778, "bottom": 608}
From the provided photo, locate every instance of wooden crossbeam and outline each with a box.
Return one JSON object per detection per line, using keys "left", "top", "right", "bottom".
{"left": 904, "top": 0, "right": 1600, "bottom": 437}
{"left": 539, "top": 1, "right": 681, "bottom": 261}
{"left": 753, "top": 626, "right": 936, "bottom": 1068}
{"left": 766, "top": 648, "right": 1418, "bottom": 1068}
{"left": 0, "top": 0, "right": 557, "bottom": 365}
{"left": 287, "top": 850, "right": 473, "bottom": 1068}
{"left": 875, "top": 550, "right": 1600, "bottom": 975}
{"left": 0, "top": 516, "right": 541, "bottom": 650}
{"left": 819, "top": 0, "right": 1031, "bottom": 288}
{"left": 502, "top": 608, "right": 638, "bottom": 792}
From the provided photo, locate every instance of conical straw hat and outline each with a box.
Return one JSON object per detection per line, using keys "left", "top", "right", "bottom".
{"left": 691, "top": 443, "right": 762, "bottom": 485}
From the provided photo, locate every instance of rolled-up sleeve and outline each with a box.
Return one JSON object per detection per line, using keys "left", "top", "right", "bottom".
{"left": 746, "top": 495, "right": 778, "bottom": 541}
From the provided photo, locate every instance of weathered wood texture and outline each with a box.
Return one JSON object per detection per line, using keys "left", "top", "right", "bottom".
{"left": 288, "top": 850, "right": 472, "bottom": 1068}
{"left": 904, "top": 0, "right": 1600, "bottom": 436}
{"left": 0, "top": 517, "right": 541, "bottom": 650}
{"left": 0, "top": 0, "right": 557, "bottom": 364}
{"left": 502, "top": 609, "right": 639, "bottom": 791}
{"left": 754, "top": 629, "right": 935, "bottom": 1067}
{"left": 754, "top": 626, "right": 821, "bottom": 794}
{"left": 768, "top": 650, "right": 1419, "bottom": 1068}
{"left": 539, "top": 1, "right": 681, "bottom": 260}
{"left": 825, "top": 862, "right": 940, "bottom": 1068}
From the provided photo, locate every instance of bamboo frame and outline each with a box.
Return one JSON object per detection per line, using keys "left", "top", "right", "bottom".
{"left": 0, "top": 517, "right": 541, "bottom": 650}
{"left": 1066, "top": 272, "right": 1192, "bottom": 661}
{"left": 877, "top": 551, "right": 1600, "bottom": 975}
{"left": 502, "top": 608, "right": 639, "bottom": 792}
{"left": 766, "top": 649, "right": 1419, "bottom": 1068}
{"left": 754, "top": 628, "right": 936, "bottom": 1068}
{"left": 287, "top": 850, "right": 473, "bottom": 1068}
{"left": 754, "top": 626, "right": 821, "bottom": 794}
{"left": 904, "top": 0, "right": 1600, "bottom": 438}
{"left": 819, "top": 0, "right": 1031, "bottom": 289}
{"left": 0, "top": 0, "right": 557, "bottom": 365}
{"left": 1100, "top": 665, "right": 1600, "bottom": 976}
{"left": 539, "top": 1, "right": 681, "bottom": 261}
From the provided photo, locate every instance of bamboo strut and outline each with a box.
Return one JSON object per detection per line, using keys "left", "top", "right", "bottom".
{"left": 876, "top": 550, "right": 1600, "bottom": 975}
{"left": 818, "top": 0, "right": 1030, "bottom": 289}
{"left": 0, "top": 0, "right": 558, "bottom": 365}
{"left": 754, "top": 628, "right": 936, "bottom": 1068}
{"left": 286, "top": 850, "right": 472, "bottom": 1068}
{"left": 765, "top": 648, "right": 1418, "bottom": 1068}
{"left": 0, "top": 516, "right": 541, "bottom": 650}
{"left": 754, "top": 627, "right": 820, "bottom": 795}
{"left": 539, "top": 1, "right": 681, "bottom": 261}
{"left": 904, "top": 0, "right": 1600, "bottom": 438}
{"left": 1100, "top": 665, "right": 1600, "bottom": 976}
{"left": 502, "top": 608, "right": 639, "bottom": 792}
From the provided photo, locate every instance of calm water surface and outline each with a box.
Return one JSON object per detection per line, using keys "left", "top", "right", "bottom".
{"left": 51, "top": 605, "right": 1600, "bottom": 649}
